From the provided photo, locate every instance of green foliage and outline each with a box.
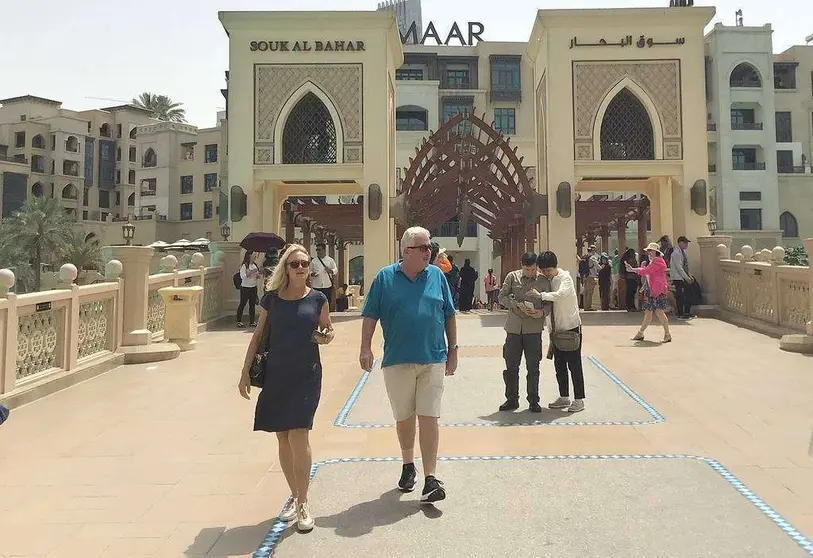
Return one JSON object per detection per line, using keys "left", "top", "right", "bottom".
{"left": 0, "top": 197, "right": 75, "bottom": 292}
{"left": 783, "top": 245, "right": 809, "bottom": 267}
{"left": 132, "top": 92, "right": 187, "bottom": 123}
{"left": 63, "top": 231, "right": 103, "bottom": 272}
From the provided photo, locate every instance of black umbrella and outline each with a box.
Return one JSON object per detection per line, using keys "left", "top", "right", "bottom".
{"left": 239, "top": 232, "right": 286, "bottom": 254}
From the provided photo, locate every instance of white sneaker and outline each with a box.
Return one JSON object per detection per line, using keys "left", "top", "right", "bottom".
{"left": 568, "top": 399, "right": 585, "bottom": 413}
{"left": 548, "top": 396, "right": 571, "bottom": 409}
{"left": 297, "top": 501, "right": 314, "bottom": 532}
{"left": 278, "top": 498, "right": 297, "bottom": 522}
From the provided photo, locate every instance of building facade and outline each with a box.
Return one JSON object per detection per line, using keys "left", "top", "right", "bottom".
{"left": 0, "top": 96, "right": 226, "bottom": 247}
{"left": 376, "top": 0, "right": 422, "bottom": 44}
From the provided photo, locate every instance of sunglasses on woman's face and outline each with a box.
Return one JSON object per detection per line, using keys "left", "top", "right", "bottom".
{"left": 288, "top": 260, "right": 310, "bottom": 269}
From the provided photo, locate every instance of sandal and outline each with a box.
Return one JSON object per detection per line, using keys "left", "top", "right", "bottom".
{"left": 632, "top": 332, "right": 645, "bottom": 341}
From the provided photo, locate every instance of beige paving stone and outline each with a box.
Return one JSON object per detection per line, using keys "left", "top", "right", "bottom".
{"left": 0, "top": 314, "right": 812, "bottom": 557}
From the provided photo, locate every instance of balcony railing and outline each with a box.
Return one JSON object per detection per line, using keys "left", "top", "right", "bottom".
{"left": 431, "top": 221, "right": 478, "bottom": 238}
{"left": 490, "top": 88, "right": 522, "bottom": 102}
{"left": 0, "top": 154, "right": 28, "bottom": 164}
{"left": 707, "top": 123, "right": 717, "bottom": 131}
{"left": 778, "top": 165, "right": 806, "bottom": 174}
{"left": 141, "top": 189, "right": 157, "bottom": 197}
{"left": 440, "top": 77, "right": 472, "bottom": 90}
{"left": 733, "top": 162, "right": 766, "bottom": 171}
{"left": 708, "top": 164, "right": 717, "bottom": 173}
{"left": 731, "top": 122, "right": 764, "bottom": 131}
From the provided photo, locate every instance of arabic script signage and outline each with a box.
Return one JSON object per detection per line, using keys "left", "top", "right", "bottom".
{"left": 569, "top": 35, "right": 686, "bottom": 49}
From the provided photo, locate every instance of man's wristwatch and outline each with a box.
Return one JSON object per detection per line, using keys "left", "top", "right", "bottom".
{"left": 448, "top": 344, "right": 459, "bottom": 350}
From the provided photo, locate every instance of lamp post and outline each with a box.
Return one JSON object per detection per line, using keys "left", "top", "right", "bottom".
{"left": 122, "top": 221, "right": 136, "bottom": 246}
{"left": 707, "top": 216, "right": 717, "bottom": 236}
{"left": 220, "top": 222, "right": 231, "bottom": 241}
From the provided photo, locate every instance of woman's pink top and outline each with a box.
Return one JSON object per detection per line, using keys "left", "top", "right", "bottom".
{"left": 634, "top": 256, "right": 669, "bottom": 297}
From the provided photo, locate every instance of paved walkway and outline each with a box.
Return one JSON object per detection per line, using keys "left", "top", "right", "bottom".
{"left": 0, "top": 311, "right": 812, "bottom": 557}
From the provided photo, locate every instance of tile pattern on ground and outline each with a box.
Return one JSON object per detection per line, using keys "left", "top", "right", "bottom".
{"left": 335, "top": 356, "right": 663, "bottom": 427}
{"left": 255, "top": 455, "right": 813, "bottom": 558}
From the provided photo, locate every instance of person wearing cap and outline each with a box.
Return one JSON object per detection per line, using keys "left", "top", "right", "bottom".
{"left": 670, "top": 235, "right": 694, "bottom": 319}
{"left": 625, "top": 242, "right": 672, "bottom": 343}
{"left": 497, "top": 252, "right": 552, "bottom": 413}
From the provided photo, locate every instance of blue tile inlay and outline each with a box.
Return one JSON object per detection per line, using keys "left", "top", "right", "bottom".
{"left": 253, "top": 454, "right": 813, "bottom": 558}
{"left": 333, "top": 355, "right": 665, "bottom": 428}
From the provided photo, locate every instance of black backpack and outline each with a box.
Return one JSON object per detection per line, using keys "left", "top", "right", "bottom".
{"left": 233, "top": 270, "right": 241, "bottom": 290}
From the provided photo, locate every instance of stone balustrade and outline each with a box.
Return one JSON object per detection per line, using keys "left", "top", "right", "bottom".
{"left": 0, "top": 241, "right": 244, "bottom": 404}
{"left": 705, "top": 237, "right": 813, "bottom": 353}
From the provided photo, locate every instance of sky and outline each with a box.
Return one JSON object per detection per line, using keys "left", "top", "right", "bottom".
{"left": 1, "top": 0, "right": 810, "bottom": 128}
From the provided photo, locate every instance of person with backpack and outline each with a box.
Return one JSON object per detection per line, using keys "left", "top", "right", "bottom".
{"left": 236, "top": 251, "right": 261, "bottom": 328}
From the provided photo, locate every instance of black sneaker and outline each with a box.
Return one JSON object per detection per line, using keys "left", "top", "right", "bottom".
{"left": 398, "top": 463, "right": 417, "bottom": 492}
{"left": 499, "top": 399, "right": 519, "bottom": 411}
{"left": 529, "top": 402, "right": 543, "bottom": 413}
{"left": 420, "top": 476, "right": 446, "bottom": 504}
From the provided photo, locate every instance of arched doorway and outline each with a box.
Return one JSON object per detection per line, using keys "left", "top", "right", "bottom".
{"left": 394, "top": 110, "right": 544, "bottom": 276}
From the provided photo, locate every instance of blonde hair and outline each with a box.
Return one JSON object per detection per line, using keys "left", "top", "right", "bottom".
{"left": 266, "top": 243, "right": 310, "bottom": 292}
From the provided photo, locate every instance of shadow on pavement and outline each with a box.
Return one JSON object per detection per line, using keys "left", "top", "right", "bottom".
{"left": 313, "top": 488, "right": 442, "bottom": 538}
{"left": 184, "top": 519, "right": 277, "bottom": 556}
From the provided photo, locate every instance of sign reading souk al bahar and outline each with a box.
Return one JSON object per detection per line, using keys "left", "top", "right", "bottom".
{"left": 249, "top": 40, "right": 366, "bottom": 52}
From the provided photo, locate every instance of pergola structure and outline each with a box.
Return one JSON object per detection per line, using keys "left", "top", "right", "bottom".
{"left": 282, "top": 196, "right": 363, "bottom": 287}
{"left": 576, "top": 194, "right": 651, "bottom": 255}
{"left": 392, "top": 110, "right": 546, "bottom": 277}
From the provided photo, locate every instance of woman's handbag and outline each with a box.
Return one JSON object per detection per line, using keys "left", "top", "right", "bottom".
{"left": 549, "top": 303, "right": 581, "bottom": 352}
{"left": 249, "top": 293, "right": 276, "bottom": 388}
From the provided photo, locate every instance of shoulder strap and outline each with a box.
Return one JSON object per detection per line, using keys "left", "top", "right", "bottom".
{"left": 316, "top": 256, "right": 334, "bottom": 286}
{"left": 549, "top": 302, "right": 556, "bottom": 333}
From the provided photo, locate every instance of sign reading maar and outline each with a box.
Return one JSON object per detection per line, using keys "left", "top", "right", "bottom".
{"left": 400, "top": 21, "right": 485, "bottom": 46}
{"left": 249, "top": 40, "right": 366, "bottom": 52}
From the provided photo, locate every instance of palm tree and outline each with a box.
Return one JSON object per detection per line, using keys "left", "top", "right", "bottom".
{"left": 0, "top": 197, "right": 74, "bottom": 291}
{"left": 63, "top": 232, "right": 103, "bottom": 274}
{"left": 132, "top": 92, "right": 187, "bottom": 123}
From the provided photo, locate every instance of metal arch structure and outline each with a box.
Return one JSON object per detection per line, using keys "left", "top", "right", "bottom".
{"left": 391, "top": 109, "right": 547, "bottom": 276}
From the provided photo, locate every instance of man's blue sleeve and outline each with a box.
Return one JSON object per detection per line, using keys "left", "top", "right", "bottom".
{"left": 439, "top": 268, "right": 456, "bottom": 318}
{"left": 361, "top": 271, "right": 383, "bottom": 319}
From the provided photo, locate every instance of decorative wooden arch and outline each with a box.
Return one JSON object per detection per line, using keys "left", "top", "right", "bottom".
{"left": 391, "top": 109, "right": 546, "bottom": 276}
{"left": 575, "top": 195, "right": 651, "bottom": 254}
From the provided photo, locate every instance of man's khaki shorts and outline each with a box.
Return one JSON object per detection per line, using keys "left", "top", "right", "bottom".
{"left": 382, "top": 363, "right": 445, "bottom": 422}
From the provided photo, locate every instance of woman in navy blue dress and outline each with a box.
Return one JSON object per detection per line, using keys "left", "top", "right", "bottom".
{"left": 239, "top": 243, "right": 333, "bottom": 533}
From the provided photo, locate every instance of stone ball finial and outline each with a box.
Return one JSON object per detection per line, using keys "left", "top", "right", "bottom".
{"left": 105, "top": 259, "right": 123, "bottom": 280}
{"left": 190, "top": 252, "right": 205, "bottom": 268}
{"left": 758, "top": 248, "right": 772, "bottom": 262}
{"left": 210, "top": 250, "right": 223, "bottom": 266}
{"left": 771, "top": 246, "right": 785, "bottom": 264}
{"left": 160, "top": 254, "right": 178, "bottom": 273}
{"left": 180, "top": 253, "right": 192, "bottom": 270}
{"left": 741, "top": 245, "right": 754, "bottom": 260}
{"left": 734, "top": 253, "right": 744, "bottom": 262}
{"left": 716, "top": 243, "right": 729, "bottom": 259}
{"left": 59, "top": 263, "right": 78, "bottom": 284}
{"left": 0, "top": 268, "right": 16, "bottom": 294}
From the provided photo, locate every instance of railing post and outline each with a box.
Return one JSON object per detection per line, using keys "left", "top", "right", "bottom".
{"left": 779, "top": 238, "right": 813, "bottom": 353}
{"left": 698, "top": 235, "right": 731, "bottom": 305}
{"left": 212, "top": 241, "right": 242, "bottom": 322}
{"left": 805, "top": 238, "right": 813, "bottom": 336}
{"left": 106, "top": 260, "right": 124, "bottom": 352}
{"left": 102, "top": 246, "right": 155, "bottom": 346}
{"left": 191, "top": 252, "right": 206, "bottom": 321}
{"left": 0, "top": 269, "right": 18, "bottom": 395}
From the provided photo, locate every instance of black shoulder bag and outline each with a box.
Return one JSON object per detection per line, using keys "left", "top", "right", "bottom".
{"left": 249, "top": 293, "right": 276, "bottom": 388}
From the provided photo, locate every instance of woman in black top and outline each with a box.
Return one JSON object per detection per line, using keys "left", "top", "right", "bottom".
{"left": 620, "top": 249, "right": 639, "bottom": 311}
{"left": 239, "top": 243, "right": 333, "bottom": 533}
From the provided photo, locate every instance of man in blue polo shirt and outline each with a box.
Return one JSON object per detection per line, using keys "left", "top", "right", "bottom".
{"left": 360, "top": 226, "right": 458, "bottom": 505}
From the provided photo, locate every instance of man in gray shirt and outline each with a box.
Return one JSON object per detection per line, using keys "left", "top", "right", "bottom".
{"left": 497, "top": 252, "right": 552, "bottom": 413}
{"left": 669, "top": 235, "right": 694, "bottom": 319}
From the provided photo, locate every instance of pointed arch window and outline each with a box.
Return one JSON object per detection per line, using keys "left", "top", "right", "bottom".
{"left": 282, "top": 93, "right": 337, "bottom": 164}
{"left": 780, "top": 211, "right": 798, "bottom": 238}
{"left": 600, "top": 88, "right": 655, "bottom": 161}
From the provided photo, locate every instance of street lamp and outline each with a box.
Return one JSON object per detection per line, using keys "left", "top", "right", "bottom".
{"left": 220, "top": 222, "right": 231, "bottom": 241}
{"left": 707, "top": 216, "right": 717, "bottom": 236}
{"left": 122, "top": 221, "right": 136, "bottom": 246}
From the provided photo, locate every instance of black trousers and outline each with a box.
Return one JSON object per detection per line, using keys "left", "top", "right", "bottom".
{"left": 237, "top": 286, "right": 258, "bottom": 324}
{"left": 673, "top": 280, "right": 691, "bottom": 317}
{"left": 502, "top": 333, "right": 542, "bottom": 405}
{"left": 316, "top": 287, "right": 333, "bottom": 310}
{"left": 625, "top": 278, "right": 638, "bottom": 311}
{"left": 552, "top": 328, "right": 585, "bottom": 400}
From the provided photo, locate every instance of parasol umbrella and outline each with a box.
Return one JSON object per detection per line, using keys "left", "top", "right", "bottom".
{"left": 239, "top": 232, "right": 286, "bottom": 254}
